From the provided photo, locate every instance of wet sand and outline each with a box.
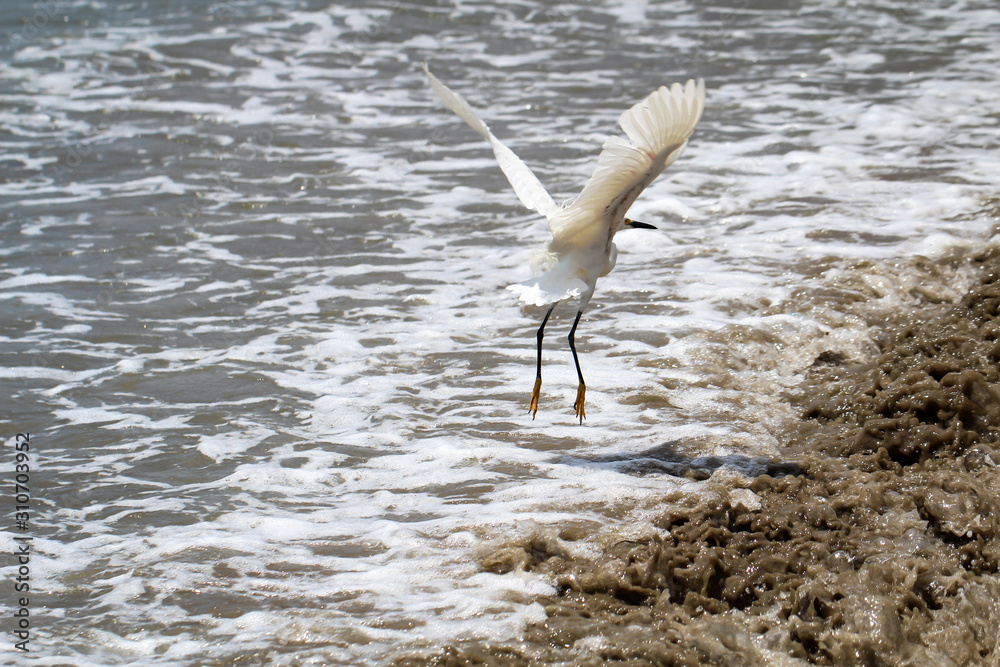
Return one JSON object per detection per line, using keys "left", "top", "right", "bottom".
{"left": 394, "top": 244, "right": 1000, "bottom": 666}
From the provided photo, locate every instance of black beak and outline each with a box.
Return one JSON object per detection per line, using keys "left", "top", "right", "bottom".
{"left": 625, "top": 218, "right": 657, "bottom": 230}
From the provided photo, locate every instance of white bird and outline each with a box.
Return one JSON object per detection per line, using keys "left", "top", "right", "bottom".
{"left": 423, "top": 64, "right": 705, "bottom": 423}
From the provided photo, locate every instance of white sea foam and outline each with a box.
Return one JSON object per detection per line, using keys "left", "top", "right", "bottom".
{"left": 4, "top": 0, "right": 1000, "bottom": 664}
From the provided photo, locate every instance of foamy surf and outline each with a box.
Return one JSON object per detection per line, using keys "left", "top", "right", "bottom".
{"left": 2, "top": 1, "right": 999, "bottom": 664}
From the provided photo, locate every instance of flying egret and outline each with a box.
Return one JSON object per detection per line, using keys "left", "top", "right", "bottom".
{"left": 423, "top": 64, "right": 705, "bottom": 423}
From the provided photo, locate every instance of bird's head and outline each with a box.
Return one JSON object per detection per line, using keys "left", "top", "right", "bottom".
{"left": 623, "top": 218, "right": 657, "bottom": 230}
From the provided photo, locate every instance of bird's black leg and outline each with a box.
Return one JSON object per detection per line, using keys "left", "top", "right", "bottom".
{"left": 568, "top": 309, "right": 586, "bottom": 423}
{"left": 529, "top": 304, "right": 555, "bottom": 419}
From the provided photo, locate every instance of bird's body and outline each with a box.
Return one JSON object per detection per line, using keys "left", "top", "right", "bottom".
{"left": 424, "top": 64, "right": 705, "bottom": 422}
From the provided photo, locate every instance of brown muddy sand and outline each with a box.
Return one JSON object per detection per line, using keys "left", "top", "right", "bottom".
{"left": 394, "top": 248, "right": 1000, "bottom": 667}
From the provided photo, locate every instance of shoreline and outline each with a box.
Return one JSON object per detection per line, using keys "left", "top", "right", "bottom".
{"left": 395, "top": 244, "right": 1000, "bottom": 666}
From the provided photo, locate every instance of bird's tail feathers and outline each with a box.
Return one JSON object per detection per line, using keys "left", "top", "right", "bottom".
{"left": 529, "top": 249, "right": 558, "bottom": 274}
{"left": 507, "top": 257, "right": 588, "bottom": 307}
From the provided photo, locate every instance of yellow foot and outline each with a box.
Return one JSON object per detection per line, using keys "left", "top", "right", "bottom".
{"left": 528, "top": 376, "right": 542, "bottom": 419}
{"left": 573, "top": 383, "right": 586, "bottom": 424}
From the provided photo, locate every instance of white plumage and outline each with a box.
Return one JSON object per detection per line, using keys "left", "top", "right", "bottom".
{"left": 424, "top": 64, "right": 705, "bottom": 423}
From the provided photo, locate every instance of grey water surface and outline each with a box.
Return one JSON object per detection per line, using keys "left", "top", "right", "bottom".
{"left": 1, "top": 0, "right": 998, "bottom": 664}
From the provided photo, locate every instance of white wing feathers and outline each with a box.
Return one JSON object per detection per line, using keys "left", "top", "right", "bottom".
{"left": 620, "top": 79, "right": 705, "bottom": 158}
{"left": 422, "top": 64, "right": 558, "bottom": 219}
{"left": 424, "top": 67, "right": 705, "bottom": 307}
{"left": 549, "top": 78, "right": 705, "bottom": 244}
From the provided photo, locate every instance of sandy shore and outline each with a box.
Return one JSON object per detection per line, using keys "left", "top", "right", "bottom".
{"left": 395, "top": 245, "right": 1000, "bottom": 666}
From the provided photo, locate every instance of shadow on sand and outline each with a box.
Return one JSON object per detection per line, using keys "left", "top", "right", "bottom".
{"left": 563, "top": 440, "right": 804, "bottom": 480}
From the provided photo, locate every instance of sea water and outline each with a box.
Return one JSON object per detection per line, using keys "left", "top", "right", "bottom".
{"left": 1, "top": 0, "right": 998, "bottom": 664}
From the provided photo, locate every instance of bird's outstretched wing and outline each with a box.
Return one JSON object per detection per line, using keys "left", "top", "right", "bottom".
{"left": 423, "top": 64, "right": 558, "bottom": 219}
{"left": 548, "top": 79, "right": 705, "bottom": 245}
